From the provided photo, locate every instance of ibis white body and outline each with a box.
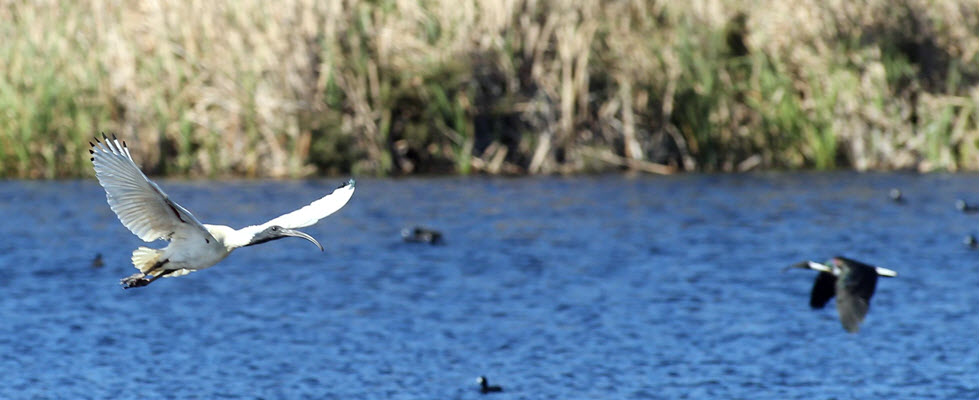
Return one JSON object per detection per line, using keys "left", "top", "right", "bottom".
{"left": 90, "top": 134, "right": 355, "bottom": 288}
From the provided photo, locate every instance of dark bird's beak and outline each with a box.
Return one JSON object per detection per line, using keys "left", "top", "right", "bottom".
{"left": 280, "top": 228, "right": 324, "bottom": 251}
{"left": 783, "top": 261, "right": 833, "bottom": 273}
{"left": 782, "top": 261, "right": 810, "bottom": 272}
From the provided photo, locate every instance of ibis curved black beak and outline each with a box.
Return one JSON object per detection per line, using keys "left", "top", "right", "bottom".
{"left": 280, "top": 228, "right": 324, "bottom": 251}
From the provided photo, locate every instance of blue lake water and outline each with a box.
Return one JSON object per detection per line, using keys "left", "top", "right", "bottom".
{"left": 0, "top": 173, "right": 976, "bottom": 399}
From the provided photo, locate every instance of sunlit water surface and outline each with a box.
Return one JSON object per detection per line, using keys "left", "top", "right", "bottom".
{"left": 0, "top": 173, "right": 976, "bottom": 399}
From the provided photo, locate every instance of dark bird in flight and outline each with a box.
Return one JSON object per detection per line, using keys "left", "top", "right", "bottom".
{"left": 786, "top": 256, "right": 897, "bottom": 333}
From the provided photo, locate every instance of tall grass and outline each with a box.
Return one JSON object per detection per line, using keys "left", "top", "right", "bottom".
{"left": 0, "top": 0, "right": 976, "bottom": 178}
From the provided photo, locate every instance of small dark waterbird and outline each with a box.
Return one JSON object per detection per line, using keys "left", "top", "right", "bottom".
{"left": 785, "top": 256, "right": 898, "bottom": 333}
{"left": 955, "top": 199, "right": 978, "bottom": 213}
{"left": 90, "top": 253, "right": 104, "bottom": 268}
{"left": 964, "top": 234, "right": 978, "bottom": 249}
{"left": 476, "top": 376, "right": 503, "bottom": 394}
{"left": 401, "top": 226, "right": 443, "bottom": 244}
{"left": 888, "top": 188, "right": 904, "bottom": 203}
{"left": 90, "top": 134, "right": 355, "bottom": 288}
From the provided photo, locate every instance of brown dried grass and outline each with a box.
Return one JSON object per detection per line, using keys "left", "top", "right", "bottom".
{"left": 0, "top": 0, "right": 975, "bottom": 178}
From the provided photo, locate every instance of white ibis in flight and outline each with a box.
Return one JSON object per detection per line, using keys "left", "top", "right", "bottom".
{"left": 786, "top": 256, "right": 897, "bottom": 333}
{"left": 90, "top": 134, "right": 355, "bottom": 289}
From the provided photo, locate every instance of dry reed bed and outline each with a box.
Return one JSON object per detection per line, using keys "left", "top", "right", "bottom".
{"left": 0, "top": 0, "right": 976, "bottom": 178}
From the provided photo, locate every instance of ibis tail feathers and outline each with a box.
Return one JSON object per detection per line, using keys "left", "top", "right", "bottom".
{"left": 131, "top": 247, "right": 164, "bottom": 274}
{"left": 123, "top": 248, "right": 194, "bottom": 288}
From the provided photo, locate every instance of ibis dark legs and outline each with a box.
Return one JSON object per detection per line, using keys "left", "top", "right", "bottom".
{"left": 120, "top": 269, "right": 180, "bottom": 289}
{"left": 120, "top": 273, "right": 151, "bottom": 288}
{"left": 120, "top": 258, "right": 178, "bottom": 289}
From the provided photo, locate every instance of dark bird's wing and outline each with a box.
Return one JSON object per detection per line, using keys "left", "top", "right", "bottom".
{"left": 809, "top": 271, "right": 837, "bottom": 309}
{"left": 835, "top": 284, "right": 872, "bottom": 333}
{"left": 834, "top": 261, "right": 879, "bottom": 333}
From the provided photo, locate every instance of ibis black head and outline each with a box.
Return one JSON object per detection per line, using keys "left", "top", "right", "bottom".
{"left": 247, "top": 225, "right": 323, "bottom": 251}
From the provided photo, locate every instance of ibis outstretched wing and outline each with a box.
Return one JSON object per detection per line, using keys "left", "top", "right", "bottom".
{"left": 255, "top": 179, "right": 356, "bottom": 230}
{"left": 90, "top": 134, "right": 209, "bottom": 242}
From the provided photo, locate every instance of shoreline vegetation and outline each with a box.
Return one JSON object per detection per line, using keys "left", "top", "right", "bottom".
{"left": 0, "top": 1, "right": 976, "bottom": 179}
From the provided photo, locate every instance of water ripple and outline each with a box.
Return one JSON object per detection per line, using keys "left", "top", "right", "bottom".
{"left": 0, "top": 173, "right": 975, "bottom": 399}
